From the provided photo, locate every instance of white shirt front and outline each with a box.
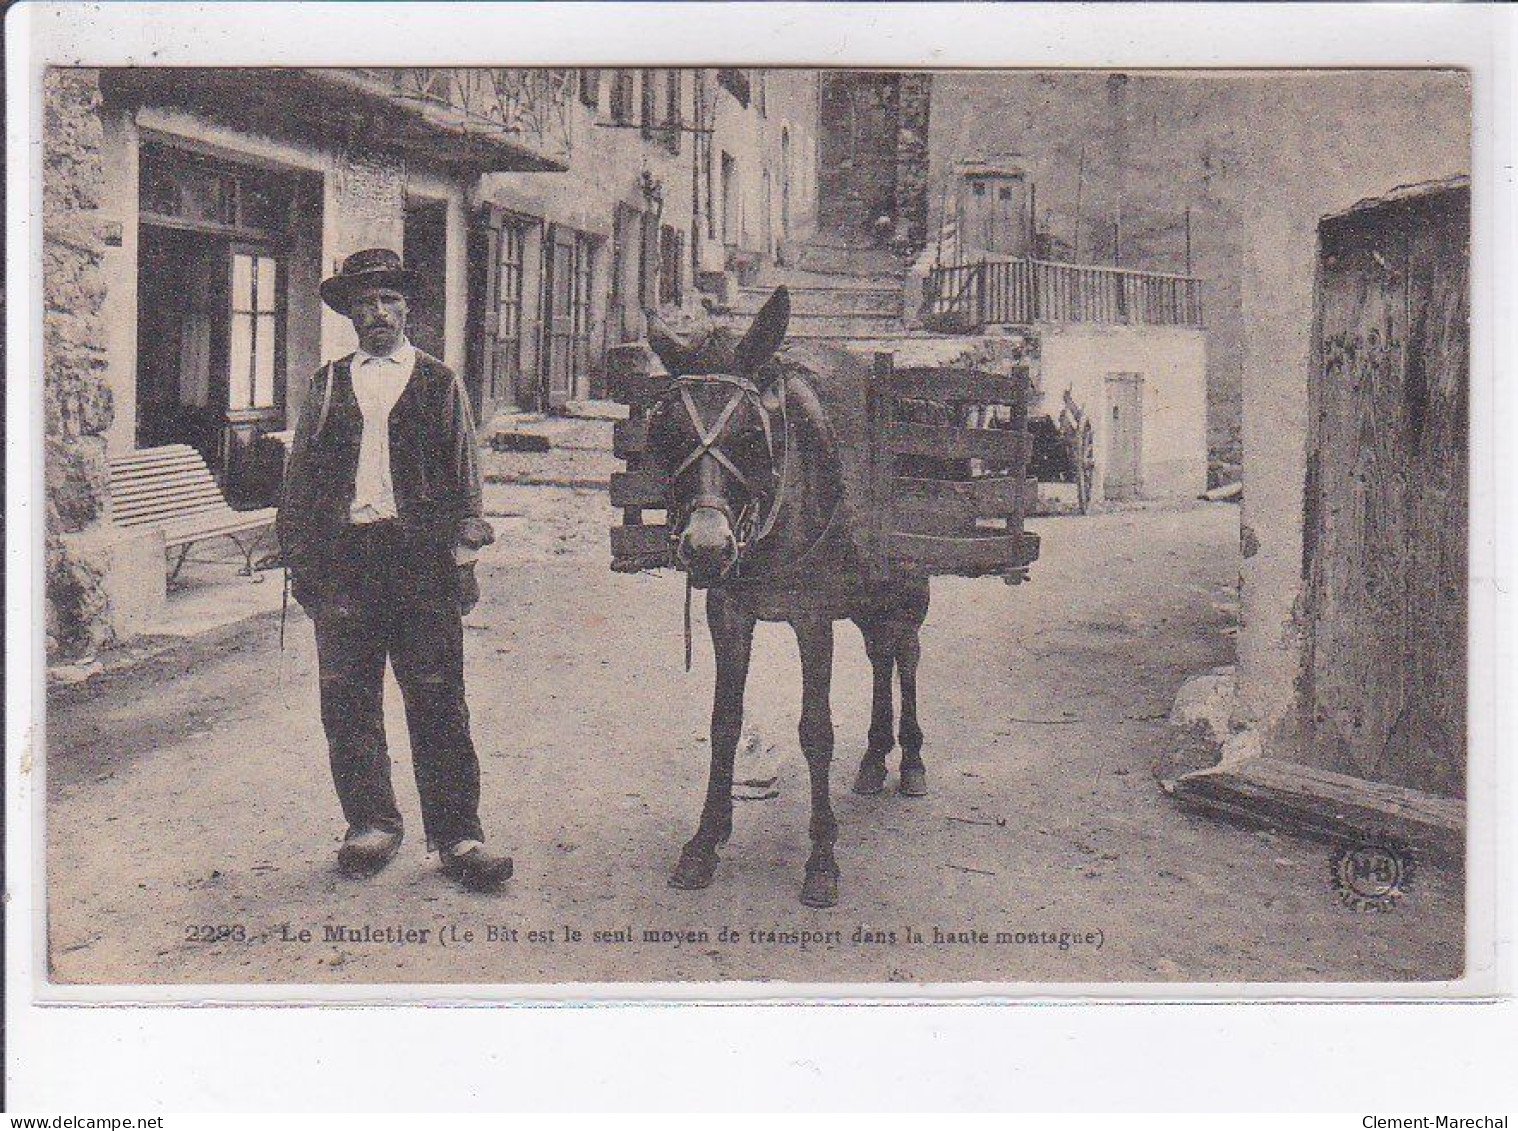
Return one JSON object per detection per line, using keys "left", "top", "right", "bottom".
{"left": 348, "top": 339, "right": 417, "bottom": 524}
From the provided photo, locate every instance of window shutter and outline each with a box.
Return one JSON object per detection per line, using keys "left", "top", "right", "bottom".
{"left": 639, "top": 211, "right": 659, "bottom": 309}
{"left": 664, "top": 70, "right": 682, "bottom": 154}
{"left": 640, "top": 70, "right": 657, "bottom": 140}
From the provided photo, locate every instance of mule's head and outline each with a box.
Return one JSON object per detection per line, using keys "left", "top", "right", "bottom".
{"left": 645, "top": 287, "right": 790, "bottom": 587}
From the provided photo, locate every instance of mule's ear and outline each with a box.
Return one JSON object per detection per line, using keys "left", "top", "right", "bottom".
{"left": 646, "top": 313, "right": 698, "bottom": 377}
{"left": 734, "top": 286, "right": 790, "bottom": 376}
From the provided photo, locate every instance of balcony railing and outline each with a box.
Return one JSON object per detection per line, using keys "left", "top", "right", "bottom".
{"left": 926, "top": 258, "right": 1204, "bottom": 332}
{"left": 339, "top": 68, "right": 575, "bottom": 169}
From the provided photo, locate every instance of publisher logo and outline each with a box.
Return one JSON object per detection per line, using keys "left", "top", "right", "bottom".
{"left": 1331, "top": 840, "right": 1414, "bottom": 912}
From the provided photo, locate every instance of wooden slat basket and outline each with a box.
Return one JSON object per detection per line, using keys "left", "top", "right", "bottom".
{"left": 606, "top": 343, "right": 677, "bottom": 572}
{"left": 866, "top": 353, "right": 1040, "bottom": 583}
{"left": 604, "top": 343, "right": 1040, "bottom": 582}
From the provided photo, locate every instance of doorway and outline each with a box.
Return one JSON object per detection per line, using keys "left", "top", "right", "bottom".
{"left": 542, "top": 226, "right": 595, "bottom": 410}
{"left": 817, "top": 72, "right": 900, "bottom": 239}
{"left": 136, "top": 225, "right": 229, "bottom": 463}
{"left": 1103, "top": 373, "right": 1143, "bottom": 500}
{"left": 403, "top": 197, "right": 448, "bottom": 359}
{"left": 134, "top": 143, "right": 302, "bottom": 504}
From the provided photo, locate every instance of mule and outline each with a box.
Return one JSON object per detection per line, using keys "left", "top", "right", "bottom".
{"left": 644, "top": 287, "right": 930, "bottom": 909}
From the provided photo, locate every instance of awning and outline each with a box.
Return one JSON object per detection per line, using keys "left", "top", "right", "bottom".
{"left": 100, "top": 68, "right": 570, "bottom": 176}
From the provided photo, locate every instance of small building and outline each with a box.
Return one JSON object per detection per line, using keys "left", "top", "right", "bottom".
{"left": 921, "top": 184, "right": 1209, "bottom": 507}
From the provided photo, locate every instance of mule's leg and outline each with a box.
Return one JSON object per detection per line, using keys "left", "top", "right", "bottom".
{"left": 670, "top": 589, "right": 755, "bottom": 890}
{"left": 851, "top": 614, "right": 896, "bottom": 795}
{"left": 793, "top": 615, "right": 840, "bottom": 908}
{"left": 897, "top": 623, "right": 928, "bottom": 797}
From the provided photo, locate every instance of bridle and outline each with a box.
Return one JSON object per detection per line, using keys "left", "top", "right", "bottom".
{"left": 657, "top": 372, "right": 790, "bottom": 571}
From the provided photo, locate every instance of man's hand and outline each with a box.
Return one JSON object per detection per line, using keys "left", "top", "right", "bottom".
{"left": 456, "top": 563, "right": 481, "bottom": 615}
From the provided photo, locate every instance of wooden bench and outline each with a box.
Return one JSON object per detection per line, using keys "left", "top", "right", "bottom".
{"left": 108, "top": 444, "right": 277, "bottom": 582}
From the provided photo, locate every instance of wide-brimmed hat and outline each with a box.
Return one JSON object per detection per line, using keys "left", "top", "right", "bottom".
{"left": 319, "top": 248, "right": 420, "bottom": 316}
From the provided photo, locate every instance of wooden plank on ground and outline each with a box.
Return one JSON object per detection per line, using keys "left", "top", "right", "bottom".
{"left": 1169, "top": 756, "right": 1465, "bottom": 866}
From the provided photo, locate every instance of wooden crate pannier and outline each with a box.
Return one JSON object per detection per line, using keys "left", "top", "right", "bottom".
{"left": 605, "top": 343, "right": 1040, "bottom": 581}
{"left": 865, "top": 353, "right": 1039, "bottom": 582}
{"left": 606, "top": 344, "right": 676, "bottom": 572}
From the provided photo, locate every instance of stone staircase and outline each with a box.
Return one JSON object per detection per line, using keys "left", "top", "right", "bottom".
{"left": 720, "top": 232, "right": 911, "bottom": 340}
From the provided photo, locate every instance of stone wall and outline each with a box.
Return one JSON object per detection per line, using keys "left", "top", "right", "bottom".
{"left": 1230, "top": 72, "right": 1469, "bottom": 773}
{"left": 43, "top": 68, "right": 117, "bottom": 659}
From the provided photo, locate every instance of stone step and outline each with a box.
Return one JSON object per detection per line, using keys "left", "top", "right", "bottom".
{"left": 795, "top": 242, "right": 903, "bottom": 276}
{"left": 733, "top": 286, "right": 903, "bottom": 317}
{"left": 720, "top": 311, "right": 905, "bottom": 339}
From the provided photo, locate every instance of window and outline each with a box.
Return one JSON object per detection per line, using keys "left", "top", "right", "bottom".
{"left": 999, "top": 186, "right": 1013, "bottom": 201}
{"left": 610, "top": 70, "right": 636, "bottom": 124}
{"left": 493, "top": 219, "right": 527, "bottom": 397}
{"left": 658, "top": 224, "right": 683, "bottom": 306}
{"left": 579, "top": 69, "right": 601, "bottom": 108}
{"left": 973, "top": 182, "right": 986, "bottom": 197}
{"left": 228, "top": 250, "right": 279, "bottom": 411}
{"left": 139, "top": 145, "right": 291, "bottom": 237}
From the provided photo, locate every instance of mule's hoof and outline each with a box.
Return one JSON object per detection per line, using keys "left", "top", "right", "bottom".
{"left": 852, "top": 762, "right": 888, "bottom": 795}
{"left": 899, "top": 766, "right": 929, "bottom": 797}
{"left": 800, "top": 868, "right": 840, "bottom": 908}
{"left": 669, "top": 847, "right": 719, "bottom": 890}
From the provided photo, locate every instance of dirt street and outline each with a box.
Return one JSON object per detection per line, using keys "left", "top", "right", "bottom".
{"left": 45, "top": 455, "right": 1463, "bottom": 986}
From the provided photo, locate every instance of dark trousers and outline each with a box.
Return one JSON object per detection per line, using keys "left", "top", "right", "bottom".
{"left": 310, "top": 522, "right": 484, "bottom": 851}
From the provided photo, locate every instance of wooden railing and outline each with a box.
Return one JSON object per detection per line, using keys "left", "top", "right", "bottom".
{"left": 926, "top": 258, "right": 1204, "bottom": 331}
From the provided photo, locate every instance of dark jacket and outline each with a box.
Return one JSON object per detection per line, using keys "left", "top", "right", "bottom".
{"left": 276, "top": 350, "right": 493, "bottom": 594}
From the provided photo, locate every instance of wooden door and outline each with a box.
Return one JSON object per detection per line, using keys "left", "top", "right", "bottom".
{"left": 542, "top": 225, "right": 577, "bottom": 410}
{"left": 471, "top": 208, "right": 532, "bottom": 419}
{"left": 1103, "top": 373, "right": 1142, "bottom": 500}
{"left": 1302, "top": 184, "right": 1468, "bottom": 797}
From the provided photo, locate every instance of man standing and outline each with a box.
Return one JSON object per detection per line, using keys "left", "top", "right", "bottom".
{"left": 277, "top": 248, "right": 512, "bottom": 892}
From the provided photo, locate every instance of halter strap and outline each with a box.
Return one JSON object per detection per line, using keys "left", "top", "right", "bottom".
{"left": 661, "top": 372, "right": 792, "bottom": 577}
{"left": 673, "top": 384, "right": 756, "bottom": 492}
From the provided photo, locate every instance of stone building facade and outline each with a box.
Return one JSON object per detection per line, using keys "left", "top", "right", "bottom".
{"left": 41, "top": 67, "right": 822, "bottom": 659}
